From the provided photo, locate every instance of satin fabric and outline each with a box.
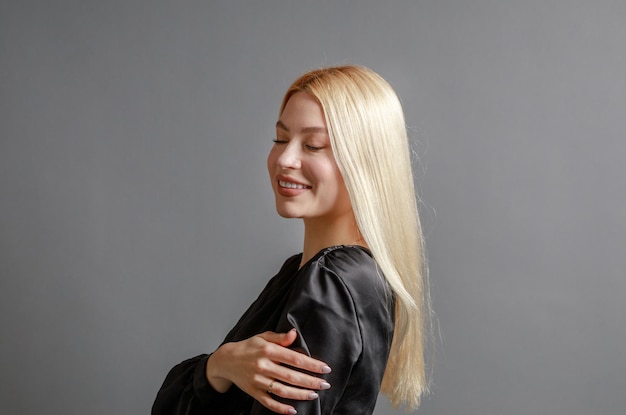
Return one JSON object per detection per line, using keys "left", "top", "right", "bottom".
{"left": 152, "top": 245, "right": 395, "bottom": 415}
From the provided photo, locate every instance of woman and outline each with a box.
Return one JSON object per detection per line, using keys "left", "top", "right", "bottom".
{"left": 152, "top": 65, "right": 430, "bottom": 415}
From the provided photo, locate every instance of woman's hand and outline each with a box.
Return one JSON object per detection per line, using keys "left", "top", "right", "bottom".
{"left": 205, "top": 329, "right": 331, "bottom": 414}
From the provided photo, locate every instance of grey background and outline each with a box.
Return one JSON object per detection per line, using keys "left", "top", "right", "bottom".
{"left": 1, "top": 1, "right": 625, "bottom": 414}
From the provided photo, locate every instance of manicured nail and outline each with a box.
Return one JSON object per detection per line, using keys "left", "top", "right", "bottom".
{"left": 321, "top": 365, "right": 331, "bottom": 374}
{"left": 308, "top": 392, "right": 319, "bottom": 399}
{"left": 320, "top": 381, "right": 331, "bottom": 390}
{"left": 287, "top": 409, "right": 297, "bottom": 415}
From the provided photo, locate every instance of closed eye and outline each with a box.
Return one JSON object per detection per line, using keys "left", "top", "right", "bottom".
{"left": 305, "top": 144, "right": 323, "bottom": 151}
{"left": 272, "top": 139, "right": 288, "bottom": 144}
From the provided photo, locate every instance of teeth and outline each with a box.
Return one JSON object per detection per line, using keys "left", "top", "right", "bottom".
{"left": 279, "top": 180, "right": 309, "bottom": 189}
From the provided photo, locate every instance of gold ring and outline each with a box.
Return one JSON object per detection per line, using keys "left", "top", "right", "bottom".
{"left": 267, "top": 379, "right": 275, "bottom": 394}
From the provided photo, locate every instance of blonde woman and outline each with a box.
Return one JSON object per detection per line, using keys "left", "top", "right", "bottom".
{"left": 153, "top": 65, "right": 430, "bottom": 415}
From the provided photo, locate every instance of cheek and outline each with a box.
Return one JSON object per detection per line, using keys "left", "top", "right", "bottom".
{"left": 335, "top": 175, "right": 350, "bottom": 201}
{"left": 314, "top": 161, "right": 345, "bottom": 191}
{"left": 330, "top": 166, "right": 351, "bottom": 204}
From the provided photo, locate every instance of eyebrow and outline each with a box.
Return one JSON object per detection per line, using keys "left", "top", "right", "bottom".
{"left": 276, "top": 120, "right": 327, "bottom": 135}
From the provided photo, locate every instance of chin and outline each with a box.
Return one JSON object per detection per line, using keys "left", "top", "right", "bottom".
{"left": 273, "top": 198, "right": 305, "bottom": 219}
{"left": 275, "top": 208, "right": 303, "bottom": 219}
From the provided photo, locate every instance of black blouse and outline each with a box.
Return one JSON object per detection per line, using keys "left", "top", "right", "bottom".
{"left": 152, "top": 245, "right": 395, "bottom": 415}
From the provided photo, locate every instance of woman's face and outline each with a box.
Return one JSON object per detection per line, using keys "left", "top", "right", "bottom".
{"left": 267, "top": 92, "right": 353, "bottom": 224}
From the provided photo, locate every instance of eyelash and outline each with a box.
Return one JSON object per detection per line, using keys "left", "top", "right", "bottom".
{"left": 272, "top": 139, "right": 323, "bottom": 152}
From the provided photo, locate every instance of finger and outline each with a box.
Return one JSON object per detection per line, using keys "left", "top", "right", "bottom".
{"left": 258, "top": 329, "right": 297, "bottom": 347}
{"left": 255, "top": 391, "right": 298, "bottom": 415}
{"left": 252, "top": 377, "right": 299, "bottom": 415}
{"left": 268, "top": 363, "right": 332, "bottom": 391}
{"left": 267, "top": 345, "right": 331, "bottom": 375}
{"left": 278, "top": 328, "right": 297, "bottom": 346}
{"left": 266, "top": 379, "right": 321, "bottom": 402}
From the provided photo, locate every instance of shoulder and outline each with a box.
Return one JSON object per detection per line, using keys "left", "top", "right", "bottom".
{"left": 304, "top": 245, "right": 392, "bottom": 301}
{"left": 316, "top": 244, "right": 375, "bottom": 267}
{"left": 316, "top": 245, "right": 383, "bottom": 283}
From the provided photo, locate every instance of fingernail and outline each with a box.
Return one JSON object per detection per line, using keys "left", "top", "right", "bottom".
{"left": 287, "top": 409, "right": 297, "bottom": 415}
{"left": 320, "top": 381, "right": 331, "bottom": 390}
{"left": 308, "top": 392, "right": 319, "bottom": 399}
{"left": 322, "top": 365, "right": 331, "bottom": 374}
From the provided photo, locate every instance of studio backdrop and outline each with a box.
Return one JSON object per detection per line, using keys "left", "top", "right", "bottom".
{"left": 1, "top": 1, "right": 625, "bottom": 414}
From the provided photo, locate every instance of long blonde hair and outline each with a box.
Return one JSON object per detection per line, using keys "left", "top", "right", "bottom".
{"left": 280, "top": 65, "right": 432, "bottom": 409}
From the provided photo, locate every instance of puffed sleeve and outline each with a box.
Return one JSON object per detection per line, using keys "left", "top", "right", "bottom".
{"left": 152, "top": 354, "right": 248, "bottom": 414}
{"left": 250, "top": 247, "right": 394, "bottom": 415}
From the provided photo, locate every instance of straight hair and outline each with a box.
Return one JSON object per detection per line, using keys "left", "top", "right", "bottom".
{"left": 280, "top": 65, "right": 432, "bottom": 409}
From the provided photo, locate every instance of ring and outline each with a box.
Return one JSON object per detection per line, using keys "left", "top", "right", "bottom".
{"left": 267, "top": 380, "right": 275, "bottom": 394}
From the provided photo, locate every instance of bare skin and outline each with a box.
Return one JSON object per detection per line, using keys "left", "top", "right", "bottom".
{"left": 206, "top": 329, "right": 331, "bottom": 414}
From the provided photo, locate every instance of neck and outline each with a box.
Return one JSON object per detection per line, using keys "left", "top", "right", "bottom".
{"left": 299, "top": 212, "right": 366, "bottom": 268}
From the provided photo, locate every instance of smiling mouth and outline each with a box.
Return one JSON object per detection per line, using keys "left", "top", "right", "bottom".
{"left": 278, "top": 180, "right": 312, "bottom": 189}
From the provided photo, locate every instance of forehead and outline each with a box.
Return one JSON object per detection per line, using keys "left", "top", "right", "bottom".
{"left": 278, "top": 92, "right": 327, "bottom": 131}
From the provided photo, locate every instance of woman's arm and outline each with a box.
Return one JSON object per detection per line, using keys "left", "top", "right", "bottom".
{"left": 206, "top": 329, "right": 332, "bottom": 415}
{"left": 152, "top": 330, "right": 331, "bottom": 415}
{"left": 151, "top": 354, "right": 216, "bottom": 415}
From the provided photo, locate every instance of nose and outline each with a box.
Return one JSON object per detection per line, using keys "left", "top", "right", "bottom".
{"left": 276, "top": 142, "right": 302, "bottom": 169}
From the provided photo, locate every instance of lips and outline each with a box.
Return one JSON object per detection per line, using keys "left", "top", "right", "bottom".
{"left": 275, "top": 176, "right": 311, "bottom": 197}
{"left": 279, "top": 180, "right": 312, "bottom": 189}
